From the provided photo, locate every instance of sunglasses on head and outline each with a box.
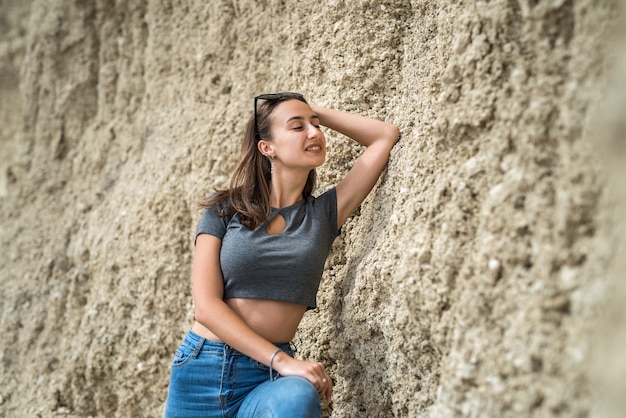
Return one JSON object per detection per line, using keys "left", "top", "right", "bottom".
{"left": 254, "top": 92, "right": 305, "bottom": 142}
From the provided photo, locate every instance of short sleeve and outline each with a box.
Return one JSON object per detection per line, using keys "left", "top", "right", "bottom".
{"left": 315, "top": 187, "right": 342, "bottom": 237}
{"left": 195, "top": 205, "right": 229, "bottom": 245}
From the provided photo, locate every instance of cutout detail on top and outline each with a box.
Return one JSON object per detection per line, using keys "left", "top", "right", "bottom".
{"left": 266, "top": 213, "right": 287, "bottom": 235}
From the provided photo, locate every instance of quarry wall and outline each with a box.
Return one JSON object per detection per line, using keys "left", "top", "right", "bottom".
{"left": 1, "top": 0, "right": 624, "bottom": 416}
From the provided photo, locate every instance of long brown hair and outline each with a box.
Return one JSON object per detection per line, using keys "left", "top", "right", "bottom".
{"left": 202, "top": 93, "right": 317, "bottom": 229}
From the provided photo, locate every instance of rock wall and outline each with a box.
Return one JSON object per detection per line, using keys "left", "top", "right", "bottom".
{"left": 0, "top": 0, "right": 624, "bottom": 417}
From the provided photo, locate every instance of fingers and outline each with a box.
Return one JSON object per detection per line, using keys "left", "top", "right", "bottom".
{"left": 320, "top": 375, "right": 333, "bottom": 402}
{"left": 312, "top": 362, "right": 333, "bottom": 402}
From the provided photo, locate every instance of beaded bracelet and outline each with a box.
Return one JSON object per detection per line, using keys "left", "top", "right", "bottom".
{"left": 269, "top": 348, "right": 282, "bottom": 381}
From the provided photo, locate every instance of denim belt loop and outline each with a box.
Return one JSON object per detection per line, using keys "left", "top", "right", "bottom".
{"left": 289, "top": 340, "right": 298, "bottom": 354}
{"left": 190, "top": 335, "right": 205, "bottom": 359}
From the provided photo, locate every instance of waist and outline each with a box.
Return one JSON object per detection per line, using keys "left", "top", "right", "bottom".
{"left": 191, "top": 320, "right": 294, "bottom": 346}
{"left": 191, "top": 321, "right": 222, "bottom": 342}
{"left": 193, "top": 298, "right": 306, "bottom": 343}
{"left": 183, "top": 328, "right": 293, "bottom": 354}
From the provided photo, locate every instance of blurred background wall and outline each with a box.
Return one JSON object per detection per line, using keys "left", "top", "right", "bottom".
{"left": 0, "top": 0, "right": 624, "bottom": 416}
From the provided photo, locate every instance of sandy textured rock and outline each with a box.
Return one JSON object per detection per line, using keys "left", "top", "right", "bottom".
{"left": 0, "top": 0, "right": 624, "bottom": 417}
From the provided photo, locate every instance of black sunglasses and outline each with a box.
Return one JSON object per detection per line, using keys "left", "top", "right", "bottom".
{"left": 254, "top": 92, "right": 305, "bottom": 142}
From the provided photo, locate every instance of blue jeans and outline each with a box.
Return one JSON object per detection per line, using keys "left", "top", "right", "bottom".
{"left": 164, "top": 330, "right": 322, "bottom": 418}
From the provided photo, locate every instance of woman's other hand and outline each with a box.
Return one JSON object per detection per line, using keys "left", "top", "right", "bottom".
{"left": 273, "top": 353, "right": 333, "bottom": 402}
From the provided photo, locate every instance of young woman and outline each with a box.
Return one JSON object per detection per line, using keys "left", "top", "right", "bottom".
{"left": 165, "top": 92, "right": 399, "bottom": 417}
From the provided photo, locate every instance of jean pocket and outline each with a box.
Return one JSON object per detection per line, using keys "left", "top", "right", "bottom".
{"left": 171, "top": 343, "right": 194, "bottom": 368}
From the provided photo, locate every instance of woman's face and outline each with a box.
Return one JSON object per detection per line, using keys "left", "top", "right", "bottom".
{"left": 263, "top": 99, "right": 326, "bottom": 171}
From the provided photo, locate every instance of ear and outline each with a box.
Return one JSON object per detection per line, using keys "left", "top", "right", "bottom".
{"left": 257, "top": 140, "right": 274, "bottom": 156}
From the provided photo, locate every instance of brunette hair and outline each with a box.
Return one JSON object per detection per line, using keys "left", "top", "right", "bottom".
{"left": 202, "top": 93, "right": 317, "bottom": 229}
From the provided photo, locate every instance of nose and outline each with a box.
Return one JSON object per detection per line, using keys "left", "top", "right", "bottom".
{"left": 307, "top": 123, "right": 320, "bottom": 139}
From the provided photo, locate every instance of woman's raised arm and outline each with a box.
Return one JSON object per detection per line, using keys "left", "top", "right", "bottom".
{"left": 310, "top": 104, "right": 399, "bottom": 227}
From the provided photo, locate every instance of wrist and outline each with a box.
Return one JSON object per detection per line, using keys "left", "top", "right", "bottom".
{"left": 271, "top": 350, "right": 291, "bottom": 372}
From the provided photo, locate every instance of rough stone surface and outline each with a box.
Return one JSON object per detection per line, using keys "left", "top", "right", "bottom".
{"left": 0, "top": 0, "right": 624, "bottom": 417}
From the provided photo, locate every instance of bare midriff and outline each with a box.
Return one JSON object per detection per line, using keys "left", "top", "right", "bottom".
{"left": 191, "top": 298, "right": 308, "bottom": 344}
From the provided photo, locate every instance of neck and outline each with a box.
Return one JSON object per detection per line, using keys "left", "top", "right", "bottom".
{"left": 269, "top": 168, "right": 310, "bottom": 208}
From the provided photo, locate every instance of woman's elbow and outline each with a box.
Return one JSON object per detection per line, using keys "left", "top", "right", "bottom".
{"left": 193, "top": 298, "right": 219, "bottom": 325}
{"left": 385, "top": 124, "right": 400, "bottom": 146}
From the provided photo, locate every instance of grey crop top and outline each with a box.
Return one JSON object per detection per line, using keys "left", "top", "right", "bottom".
{"left": 195, "top": 187, "right": 341, "bottom": 309}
